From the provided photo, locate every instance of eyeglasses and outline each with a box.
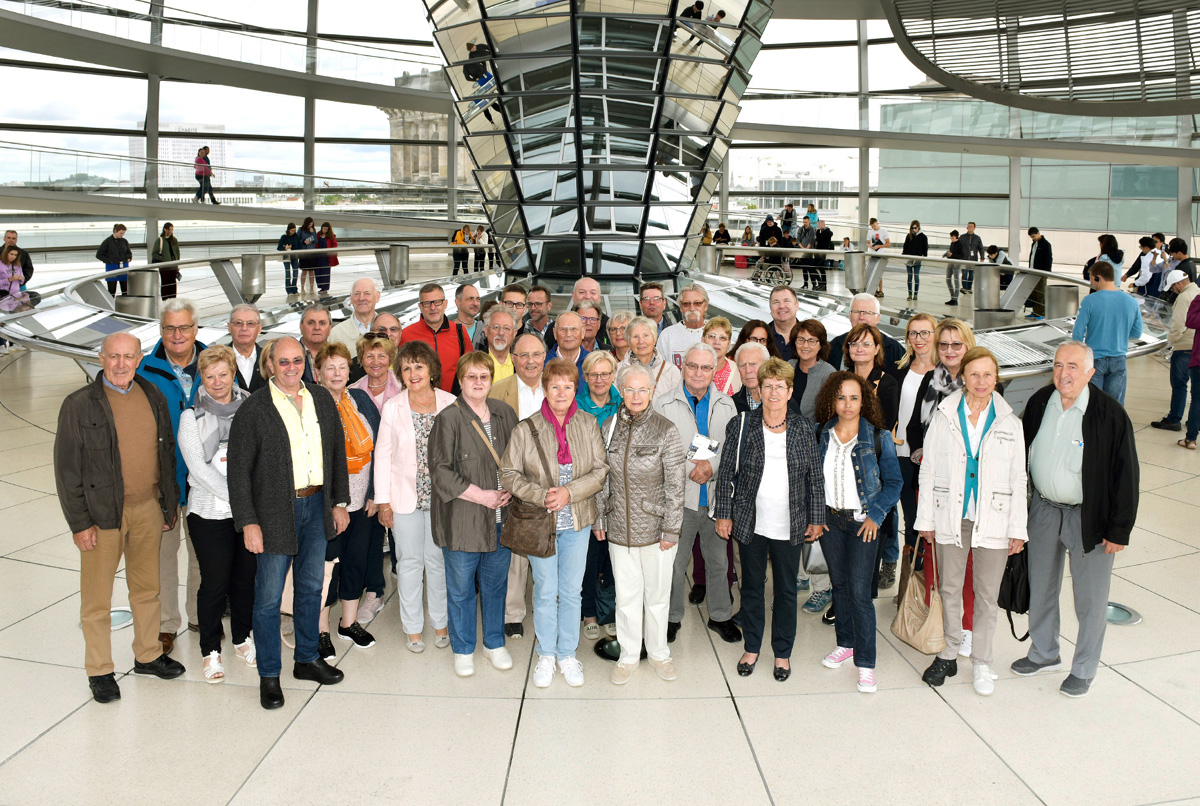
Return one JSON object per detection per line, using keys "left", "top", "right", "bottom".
{"left": 622, "top": 387, "right": 652, "bottom": 396}
{"left": 761, "top": 382, "right": 790, "bottom": 393}
{"left": 794, "top": 337, "right": 819, "bottom": 346}
{"left": 275, "top": 357, "right": 303, "bottom": 367}
{"left": 640, "top": 295, "right": 665, "bottom": 304}
{"left": 747, "top": 336, "right": 769, "bottom": 344}
{"left": 849, "top": 309, "right": 877, "bottom": 317}
{"left": 364, "top": 331, "right": 392, "bottom": 340}
{"left": 586, "top": 371, "right": 613, "bottom": 381}
{"left": 683, "top": 361, "right": 714, "bottom": 372}
{"left": 680, "top": 300, "right": 706, "bottom": 309}
{"left": 463, "top": 372, "right": 492, "bottom": 383}
{"left": 514, "top": 351, "right": 546, "bottom": 361}
{"left": 527, "top": 300, "right": 549, "bottom": 308}
{"left": 418, "top": 299, "right": 446, "bottom": 309}
{"left": 489, "top": 325, "right": 514, "bottom": 333}
{"left": 848, "top": 340, "right": 878, "bottom": 350}
{"left": 229, "top": 320, "right": 260, "bottom": 328}
{"left": 938, "top": 341, "right": 966, "bottom": 351}
{"left": 907, "top": 329, "right": 933, "bottom": 340}
{"left": 578, "top": 316, "right": 600, "bottom": 325}
{"left": 502, "top": 300, "right": 527, "bottom": 310}
{"left": 162, "top": 324, "right": 196, "bottom": 336}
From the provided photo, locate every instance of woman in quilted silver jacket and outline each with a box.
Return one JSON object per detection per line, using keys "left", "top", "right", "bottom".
{"left": 594, "top": 363, "right": 686, "bottom": 686}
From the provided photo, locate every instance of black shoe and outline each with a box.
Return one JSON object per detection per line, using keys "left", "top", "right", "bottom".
{"left": 88, "top": 673, "right": 121, "bottom": 703}
{"left": 1151, "top": 418, "right": 1183, "bottom": 431}
{"left": 946, "top": 298, "right": 958, "bottom": 306}
{"left": 707, "top": 618, "right": 742, "bottom": 643}
{"left": 259, "top": 676, "right": 284, "bottom": 710}
{"left": 133, "top": 654, "right": 185, "bottom": 679}
{"left": 879, "top": 561, "right": 897, "bottom": 589}
{"left": 688, "top": 584, "right": 707, "bottom": 604}
{"left": 318, "top": 631, "right": 335, "bottom": 660}
{"left": 337, "top": 622, "right": 376, "bottom": 648}
{"left": 773, "top": 663, "right": 791, "bottom": 682}
{"left": 294, "top": 658, "right": 344, "bottom": 686}
{"left": 736, "top": 657, "right": 757, "bottom": 677}
{"left": 922, "top": 657, "right": 958, "bottom": 687}
{"left": 667, "top": 621, "right": 681, "bottom": 643}
{"left": 504, "top": 622, "right": 523, "bottom": 639}
{"left": 821, "top": 605, "right": 836, "bottom": 626}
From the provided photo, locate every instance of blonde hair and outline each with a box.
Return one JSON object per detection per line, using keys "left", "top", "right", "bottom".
{"left": 356, "top": 333, "right": 397, "bottom": 366}
{"left": 897, "top": 312, "right": 938, "bottom": 369}
{"left": 757, "top": 357, "right": 795, "bottom": 387}
{"left": 581, "top": 350, "right": 617, "bottom": 375}
{"left": 196, "top": 344, "right": 237, "bottom": 378}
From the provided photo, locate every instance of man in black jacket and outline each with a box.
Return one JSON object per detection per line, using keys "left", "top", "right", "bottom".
{"left": 812, "top": 219, "right": 834, "bottom": 290}
{"left": 464, "top": 40, "right": 502, "bottom": 124}
{"left": 757, "top": 215, "right": 782, "bottom": 248}
{"left": 1013, "top": 341, "right": 1138, "bottom": 698}
{"left": 959, "top": 221, "right": 985, "bottom": 293}
{"left": 1027, "top": 227, "right": 1053, "bottom": 318}
{"left": 228, "top": 337, "right": 351, "bottom": 709}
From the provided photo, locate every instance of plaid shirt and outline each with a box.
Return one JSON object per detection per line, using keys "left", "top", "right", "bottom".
{"left": 713, "top": 408, "right": 825, "bottom": 545}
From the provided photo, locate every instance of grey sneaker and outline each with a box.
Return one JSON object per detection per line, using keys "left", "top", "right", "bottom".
{"left": 802, "top": 589, "right": 833, "bottom": 614}
{"left": 1010, "top": 656, "right": 1063, "bottom": 677}
{"left": 1059, "top": 674, "right": 1093, "bottom": 698}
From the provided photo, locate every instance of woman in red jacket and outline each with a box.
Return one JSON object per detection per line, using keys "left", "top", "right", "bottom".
{"left": 315, "top": 222, "right": 338, "bottom": 295}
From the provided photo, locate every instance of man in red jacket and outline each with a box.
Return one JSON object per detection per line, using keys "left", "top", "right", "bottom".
{"left": 401, "top": 283, "right": 473, "bottom": 392}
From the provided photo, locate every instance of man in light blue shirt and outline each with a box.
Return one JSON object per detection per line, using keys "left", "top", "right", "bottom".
{"left": 1071, "top": 258, "right": 1141, "bottom": 404}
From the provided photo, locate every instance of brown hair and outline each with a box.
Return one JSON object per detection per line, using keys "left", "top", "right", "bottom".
{"left": 731, "top": 319, "right": 782, "bottom": 361}
{"left": 789, "top": 318, "right": 830, "bottom": 362}
{"left": 960, "top": 346, "right": 1001, "bottom": 384}
{"left": 456, "top": 350, "right": 495, "bottom": 383}
{"left": 542, "top": 357, "right": 580, "bottom": 391}
{"left": 842, "top": 323, "right": 884, "bottom": 369}
{"left": 314, "top": 341, "right": 352, "bottom": 370}
{"left": 814, "top": 370, "right": 884, "bottom": 430}
{"left": 396, "top": 341, "right": 442, "bottom": 388}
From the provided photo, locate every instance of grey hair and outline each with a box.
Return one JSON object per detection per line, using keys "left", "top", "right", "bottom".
{"left": 484, "top": 305, "right": 516, "bottom": 328}
{"left": 1055, "top": 340, "right": 1095, "bottom": 372}
{"left": 616, "top": 362, "right": 655, "bottom": 390}
{"left": 734, "top": 341, "right": 770, "bottom": 362}
{"left": 680, "top": 283, "right": 709, "bottom": 303}
{"left": 573, "top": 300, "right": 600, "bottom": 315}
{"left": 607, "top": 308, "right": 635, "bottom": 330}
{"left": 160, "top": 297, "right": 197, "bottom": 324}
{"left": 228, "top": 303, "right": 260, "bottom": 323}
{"left": 301, "top": 303, "right": 330, "bottom": 322}
{"left": 625, "top": 315, "right": 659, "bottom": 344}
{"left": 851, "top": 292, "right": 880, "bottom": 314}
{"left": 684, "top": 341, "right": 719, "bottom": 365}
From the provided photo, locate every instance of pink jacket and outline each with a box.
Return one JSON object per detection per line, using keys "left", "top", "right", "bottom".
{"left": 351, "top": 371, "right": 403, "bottom": 414}
{"left": 373, "top": 387, "right": 456, "bottom": 514}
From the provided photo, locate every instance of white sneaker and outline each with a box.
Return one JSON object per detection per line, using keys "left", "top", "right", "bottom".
{"left": 959, "top": 630, "right": 973, "bottom": 658}
{"left": 973, "top": 663, "right": 998, "bottom": 696}
{"left": 453, "top": 653, "right": 475, "bottom": 677}
{"left": 533, "top": 655, "right": 556, "bottom": 688}
{"left": 558, "top": 656, "right": 585, "bottom": 687}
{"left": 482, "top": 645, "right": 513, "bottom": 671}
{"left": 356, "top": 592, "right": 385, "bottom": 625}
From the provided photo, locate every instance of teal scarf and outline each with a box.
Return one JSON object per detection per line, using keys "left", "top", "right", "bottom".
{"left": 957, "top": 395, "right": 996, "bottom": 519}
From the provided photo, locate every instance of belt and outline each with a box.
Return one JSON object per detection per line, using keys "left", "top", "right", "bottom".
{"left": 296, "top": 484, "right": 323, "bottom": 498}
{"left": 826, "top": 506, "right": 858, "bottom": 517}
{"left": 1035, "top": 490, "right": 1079, "bottom": 510}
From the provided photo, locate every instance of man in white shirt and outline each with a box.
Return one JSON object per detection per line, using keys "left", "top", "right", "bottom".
{"left": 657, "top": 284, "right": 708, "bottom": 368}
{"left": 330, "top": 278, "right": 380, "bottom": 352}
{"left": 227, "top": 304, "right": 264, "bottom": 392}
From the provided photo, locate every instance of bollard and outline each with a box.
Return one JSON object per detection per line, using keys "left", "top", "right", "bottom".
{"left": 697, "top": 245, "right": 718, "bottom": 275}
{"left": 844, "top": 251, "right": 866, "bottom": 292}
{"left": 388, "top": 245, "right": 410, "bottom": 286}
{"left": 1046, "top": 285, "right": 1080, "bottom": 320}
{"left": 974, "top": 262, "right": 1001, "bottom": 310}
{"left": 241, "top": 254, "right": 266, "bottom": 302}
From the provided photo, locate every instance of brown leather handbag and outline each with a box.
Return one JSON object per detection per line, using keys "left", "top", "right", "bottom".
{"left": 478, "top": 419, "right": 557, "bottom": 558}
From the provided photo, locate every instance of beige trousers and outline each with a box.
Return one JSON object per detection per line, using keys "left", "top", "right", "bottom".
{"left": 935, "top": 520, "right": 1008, "bottom": 667}
{"left": 505, "top": 554, "right": 529, "bottom": 623}
{"left": 158, "top": 508, "right": 200, "bottom": 634}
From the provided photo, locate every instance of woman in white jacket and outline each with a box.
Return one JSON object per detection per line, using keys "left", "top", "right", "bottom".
{"left": 914, "top": 347, "right": 1027, "bottom": 697}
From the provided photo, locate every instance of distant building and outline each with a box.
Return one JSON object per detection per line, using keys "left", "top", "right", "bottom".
{"left": 380, "top": 70, "right": 471, "bottom": 186}
{"left": 756, "top": 175, "right": 844, "bottom": 218}
{"left": 129, "top": 123, "right": 234, "bottom": 192}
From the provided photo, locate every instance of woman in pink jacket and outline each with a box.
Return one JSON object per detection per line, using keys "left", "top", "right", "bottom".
{"left": 374, "top": 341, "right": 456, "bottom": 652}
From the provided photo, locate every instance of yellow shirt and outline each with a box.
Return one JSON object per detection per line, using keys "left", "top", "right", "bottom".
{"left": 269, "top": 380, "right": 324, "bottom": 488}
{"left": 489, "top": 351, "right": 515, "bottom": 383}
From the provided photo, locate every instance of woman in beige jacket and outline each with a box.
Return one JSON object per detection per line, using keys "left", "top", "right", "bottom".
{"left": 500, "top": 358, "right": 608, "bottom": 689}
{"left": 594, "top": 363, "right": 686, "bottom": 685}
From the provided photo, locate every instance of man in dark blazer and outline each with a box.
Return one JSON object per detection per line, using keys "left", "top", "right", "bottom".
{"left": 228, "top": 304, "right": 266, "bottom": 393}
{"left": 227, "top": 337, "right": 351, "bottom": 710}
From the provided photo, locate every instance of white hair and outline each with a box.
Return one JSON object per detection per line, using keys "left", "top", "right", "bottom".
{"left": 680, "top": 283, "right": 710, "bottom": 303}
{"left": 851, "top": 292, "right": 880, "bottom": 314}
{"left": 734, "top": 341, "right": 770, "bottom": 362}
{"left": 625, "top": 315, "right": 659, "bottom": 344}
{"left": 484, "top": 306, "right": 516, "bottom": 328}
{"left": 1055, "top": 340, "right": 1095, "bottom": 372}
{"left": 160, "top": 297, "right": 197, "bottom": 324}
{"left": 685, "top": 342, "right": 719, "bottom": 365}
{"left": 616, "top": 362, "right": 655, "bottom": 390}
{"left": 228, "top": 303, "right": 260, "bottom": 322}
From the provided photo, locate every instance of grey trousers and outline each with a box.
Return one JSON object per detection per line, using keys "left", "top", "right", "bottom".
{"left": 670, "top": 505, "right": 733, "bottom": 622}
{"left": 160, "top": 509, "right": 200, "bottom": 634}
{"left": 1026, "top": 491, "right": 1114, "bottom": 679}
{"left": 946, "top": 265, "right": 961, "bottom": 298}
{"left": 935, "top": 520, "right": 1008, "bottom": 666}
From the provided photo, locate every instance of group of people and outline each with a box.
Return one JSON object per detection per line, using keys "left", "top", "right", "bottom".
{"left": 276, "top": 218, "right": 340, "bottom": 297}
{"left": 54, "top": 269, "right": 1152, "bottom": 710}
{"left": 450, "top": 224, "right": 494, "bottom": 275}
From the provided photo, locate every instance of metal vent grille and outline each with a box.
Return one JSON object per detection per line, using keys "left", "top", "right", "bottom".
{"left": 976, "top": 330, "right": 1054, "bottom": 369}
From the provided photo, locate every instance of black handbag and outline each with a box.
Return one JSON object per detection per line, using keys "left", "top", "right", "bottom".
{"left": 497, "top": 420, "right": 558, "bottom": 558}
{"left": 996, "top": 548, "right": 1031, "bottom": 641}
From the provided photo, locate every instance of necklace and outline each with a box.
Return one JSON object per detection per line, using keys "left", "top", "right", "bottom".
{"left": 764, "top": 416, "right": 787, "bottom": 431}
{"left": 368, "top": 379, "right": 387, "bottom": 388}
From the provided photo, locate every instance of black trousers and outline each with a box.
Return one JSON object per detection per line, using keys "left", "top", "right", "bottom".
{"left": 452, "top": 250, "right": 469, "bottom": 274}
{"left": 187, "top": 513, "right": 256, "bottom": 656}
{"left": 366, "top": 517, "right": 387, "bottom": 597}
{"left": 324, "top": 508, "right": 373, "bottom": 606}
{"left": 581, "top": 529, "right": 615, "bottom": 622}
{"left": 738, "top": 533, "right": 801, "bottom": 658}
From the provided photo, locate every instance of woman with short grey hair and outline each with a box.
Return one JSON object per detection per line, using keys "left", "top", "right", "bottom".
{"left": 619, "top": 316, "right": 681, "bottom": 404}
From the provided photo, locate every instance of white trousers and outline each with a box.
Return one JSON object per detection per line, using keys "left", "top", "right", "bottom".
{"left": 610, "top": 542, "right": 677, "bottom": 664}
{"left": 394, "top": 509, "right": 448, "bottom": 634}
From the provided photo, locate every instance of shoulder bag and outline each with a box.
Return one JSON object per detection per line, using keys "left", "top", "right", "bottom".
{"left": 996, "top": 548, "right": 1031, "bottom": 641}
{"left": 890, "top": 539, "right": 946, "bottom": 655}
{"left": 489, "top": 419, "right": 558, "bottom": 558}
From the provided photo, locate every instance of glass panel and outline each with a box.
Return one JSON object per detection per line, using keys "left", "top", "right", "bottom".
{"left": 1029, "top": 163, "right": 1111, "bottom": 199}
{"left": 1108, "top": 200, "right": 1176, "bottom": 232}
{"left": 497, "top": 56, "right": 575, "bottom": 92}
{"left": 1111, "top": 166, "right": 1177, "bottom": 199}
{"left": 1028, "top": 199, "right": 1109, "bottom": 230}
{"left": 465, "top": 134, "right": 512, "bottom": 168}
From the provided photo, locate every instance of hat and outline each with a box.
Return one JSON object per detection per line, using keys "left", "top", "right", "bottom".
{"left": 765, "top": 215, "right": 774, "bottom": 221}
{"left": 1165, "top": 269, "right": 1188, "bottom": 287}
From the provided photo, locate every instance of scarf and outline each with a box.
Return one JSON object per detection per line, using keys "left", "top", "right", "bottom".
{"left": 957, "top": 395, "right": 996, "bottom": 519}
{"left": 920, "top": 364, "right": 963, "bottom": 427}
{"left": 193, "top": 385, "right": 249, "bottom": 463}
{"left": 336, "top": 393, "right": 375, "bottom": 474}
{"left": 541, "top": 398, "right": 577, "bottom": 464}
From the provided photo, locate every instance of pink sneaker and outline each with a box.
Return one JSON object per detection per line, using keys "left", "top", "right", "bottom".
{"left": 858, "top": 668, "right": 877, "bottom": 693}
{"left": 822, "top": 646, "right": 854, "bottom": 669}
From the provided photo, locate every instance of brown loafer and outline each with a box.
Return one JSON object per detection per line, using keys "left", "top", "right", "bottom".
{"left": 159, "top": 632, "right": 175, "bottom": 655}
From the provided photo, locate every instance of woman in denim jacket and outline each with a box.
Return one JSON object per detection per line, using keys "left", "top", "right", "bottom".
{"left": 810, "top": 371, "right": 902, "bottom": 693}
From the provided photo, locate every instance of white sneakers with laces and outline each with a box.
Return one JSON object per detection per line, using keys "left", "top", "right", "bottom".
{"left": 558, "top": 657, "right": 585, "bottom": 687}
{"left": 973, "top": 663, "right": 998, "bottom": 696}
{"left": 959, "top": 630, "right": 973, "bottom": 658}
{"left": 533, "top": 655, "right": 556, "bottom": 688}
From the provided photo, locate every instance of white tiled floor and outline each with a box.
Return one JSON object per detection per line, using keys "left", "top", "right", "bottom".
{"left": 0, "top": 337, "right": 1196, "bottom": 805}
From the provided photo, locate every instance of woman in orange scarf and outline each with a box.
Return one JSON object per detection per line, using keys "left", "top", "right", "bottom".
{"left": 314, "top": 343, "right": 382, "bottom": 657}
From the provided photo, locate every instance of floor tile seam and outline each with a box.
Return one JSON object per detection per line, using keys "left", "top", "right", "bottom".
{"left": 1133, "top": 795, "right": 1200, "bottom": 806}
{"left": 0, "top": 357, "right": 58, "bottom": 436}
{"left": 0, "top": 695, "right": 94, "bottom": 770}
{"left": 1111, "top": 572, "right": 1200, "bottom": 618}
{"left": 1115, "top": 548, "right": 1200, "bottom": 571}
{"left": 1141, "top": 491, "right": 1200, "bottom": 512}
{"left": 224, "top": 687, "right": 322, "bottom": 806}
{"left": 0, "top": 556, "right": 82, "bottom": 574}
{"left": 0, "top": 653, "right": 91, "bottom": 673}
{"left": 498, "top": 627, "right": 538, "bottom": 806}
{"left": 1109, "top": 646, "right": 1200, "bottom": 667}
{"left": 695, "top": 595, "right": 777, "bottom": 806}
{"left": 1106, "top": 665, "right": 1200, "bottom": 732}
{"left": 0, "top": 589, "right": 78, "bottom": 633}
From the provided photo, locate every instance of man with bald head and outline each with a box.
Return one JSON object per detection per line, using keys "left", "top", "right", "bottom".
{"left": 228, "top": 336, "right": 351, "bottom": 709}
{"left": 546, "top": 310, "right": 589, "bottom": 371}
{"left": 330, "top": 278, "right": 381, "bottom": 352}
{"left": 55, "top": 333, "right": 186, "bottom": 703}
{"left": 572, "top": 276, "right": 609, "bottom": 344}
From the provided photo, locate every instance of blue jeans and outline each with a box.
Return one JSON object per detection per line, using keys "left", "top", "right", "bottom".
{"left": 441, "top": 524, "right": 511, "bottom": 655}
{"left": 962, "top": 267, "right": 974, "bottom": 291}
{"left": 1092, "top": 355, "right": 1128, "bottom": 405}
{"left": 282, "top": 257, "right": 299, "bottom": 294}
{"left": 1188, "top": 366, "right": 1200, "bottom": 440}
{"left": 1168, "top": 350, "right": 1193, "bottom": 423}
{"left": 528, "top": 525, "right": 590, "bottom": 660}
{"left": 906, "top": 261, "right": 921, "bottom": 295}
{"left": 252, "top": 492, "right": 328, "bottom": 677}
{"left": 822, "top": 508, "right": 878, "bottom": 668}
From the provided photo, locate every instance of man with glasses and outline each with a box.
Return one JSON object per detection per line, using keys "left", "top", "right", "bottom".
{"left": 228, "top": 303, "right": 265, "bottom": 393}
{"left": 638, "top": 281, "right": 670, "bottom": 333}
{"left": 572, "top": 276, "right": 610, "bottom": 342}
{"left": 454, "top": 282, "right": 483, "bottom": 345}
{"left": 575, "top": 300, "right": 611, "bottom": 352}
{"left": 331, "top": 278, "right": 381, "bottom": 352}
{"left": 655, "top": 343, "right": 740, "bottom": 644}
{"left": 827, "top": 293, "right": 905, "bottom": 370}
{"left": 369, "top": 312, "right": 403, "bottom": 348}
{"left": 520, "top": 284, "right": 556, "bottom": 352}
{"left": 489, "top": 332, "right": 548, "bottom": 639}
{"left": 769, "top": 285, "right": 801, "bottom": 360}
{"left": 657, "top": 284, "right": 709, "bottom": 368}
{"left": 546, "top": 311, "right": 589, "bottom": 371}
{"left": 484, "top": 306, "right": 517, "bottom": 382}
{"left": 138, "top": 298, "right": 207, "bottom": 654}
{"left": 401, "top": 283, "right": 473, "bottom": 392}
{"left": 298, "top": 304, "right": 332, "bottom": 383}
